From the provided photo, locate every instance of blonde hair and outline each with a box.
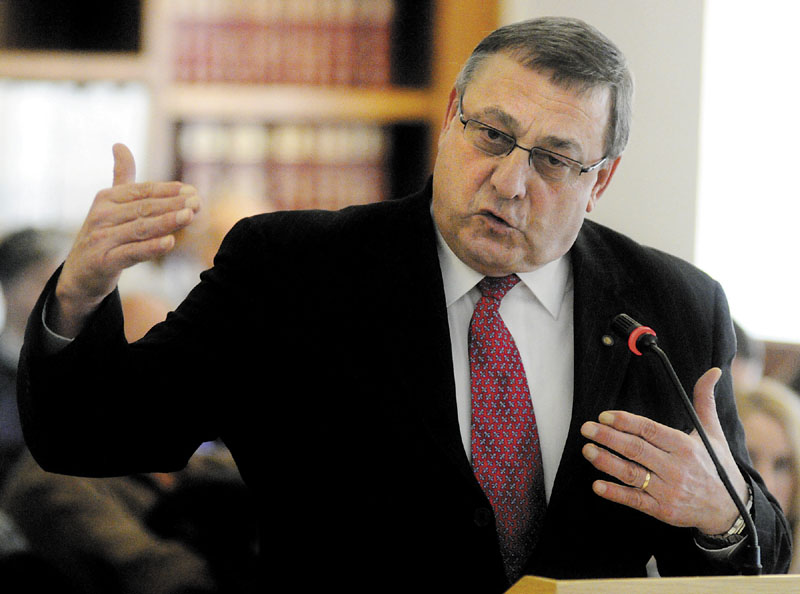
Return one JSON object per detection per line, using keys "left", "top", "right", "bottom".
{"left": 737, "top": 377, "right": 800, "bottom": 571}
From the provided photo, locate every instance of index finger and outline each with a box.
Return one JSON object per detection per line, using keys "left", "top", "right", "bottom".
{"left": 594, "top": 410, "right": 686, "bottom": 454}
{"left": 109, "top": 181, "right": 189, "bottom": 203}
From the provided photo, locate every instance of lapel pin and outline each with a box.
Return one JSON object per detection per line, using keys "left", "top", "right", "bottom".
{"left": 601, "top": 334, "right": 615, "bottom": 346}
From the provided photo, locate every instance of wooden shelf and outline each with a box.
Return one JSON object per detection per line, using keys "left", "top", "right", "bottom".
{"left": 162, "top": 84, "right": 431, "bottom": 123}
{"left": 0, "top": 51, "right": 149, "bottom": 82}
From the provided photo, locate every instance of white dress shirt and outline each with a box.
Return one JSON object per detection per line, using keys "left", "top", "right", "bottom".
{"left": 435, "top": 227, "right": 574, "bottom": 503}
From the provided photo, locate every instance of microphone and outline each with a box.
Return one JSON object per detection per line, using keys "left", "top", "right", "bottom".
{"left": 611, "top": 313, "right": 657, "bottom": 356}
{"left": 611, "top": 313, "right": 761, "bottom": 575}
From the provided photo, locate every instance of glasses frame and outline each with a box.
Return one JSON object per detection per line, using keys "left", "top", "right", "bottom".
{"left": 457, "top": 96, "right": 607, "bottom": 178}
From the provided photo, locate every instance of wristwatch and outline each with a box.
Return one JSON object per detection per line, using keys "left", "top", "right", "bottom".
{"left": 695, "top": 486, "right": 753, "bottom": 548}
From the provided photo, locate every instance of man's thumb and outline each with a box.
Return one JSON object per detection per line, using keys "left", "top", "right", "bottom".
{"left": 112, "top": 143, "right": 136, "bottom": 186}
{"left": 693, "top": 367, "right": 723, "bottom": 433}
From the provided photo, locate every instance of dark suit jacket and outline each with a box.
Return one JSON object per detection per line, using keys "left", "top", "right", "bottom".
{"left": 18, "top": 181, "right": 791, "bottom": 593}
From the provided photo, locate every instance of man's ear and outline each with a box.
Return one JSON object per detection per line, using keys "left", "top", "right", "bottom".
{"left": 586, "top": 156, "right": 621, "bottom": 213}
{"left": 439, "top": 88, "right": 460, "bottom": 139}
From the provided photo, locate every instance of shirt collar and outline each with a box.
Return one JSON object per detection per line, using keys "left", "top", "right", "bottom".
{"left": 434, "top": 224, "right": 571, "bottom": 319}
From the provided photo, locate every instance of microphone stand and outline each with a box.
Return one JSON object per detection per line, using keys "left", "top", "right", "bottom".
{"left": 612, "top": 314, "right": 762, "bottom": 575}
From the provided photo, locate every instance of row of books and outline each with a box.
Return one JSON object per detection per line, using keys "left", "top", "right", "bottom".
{"left": 171, "top": 0, "right": 395, "bottom": 86}
{"left": 176, "top": 121, "right": 389, "bottom": 211}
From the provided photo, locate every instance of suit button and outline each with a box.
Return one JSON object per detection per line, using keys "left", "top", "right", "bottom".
{"left": 473, "top": 507, "right": 493, "bottom": 527}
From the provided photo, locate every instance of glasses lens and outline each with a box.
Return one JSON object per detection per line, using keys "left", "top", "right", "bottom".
{"left": 462, "top": 116, "right": 582, "bottom": 184}
{"left": 463, "top": 120, "right": 514, "bottom": 157}
{"left": 530, "top": 148, "right": 576, "bottom": 183}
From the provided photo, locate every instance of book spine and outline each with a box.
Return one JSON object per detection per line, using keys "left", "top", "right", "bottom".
{"left": 170, "top": 0, "right": 396, "bottom": 86}
{"left": 178, "top": 121, "right": 387, "bottom": 211}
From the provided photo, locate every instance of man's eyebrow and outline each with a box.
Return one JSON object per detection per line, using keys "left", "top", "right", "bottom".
{"left": 538, "top": 135, "right": 583, "bottom": 157}
{"left": 479, "top": 106, "right": 520, "bottom": 132}
{"left": 476, "top": 105, "right": 586, "bottom": 157}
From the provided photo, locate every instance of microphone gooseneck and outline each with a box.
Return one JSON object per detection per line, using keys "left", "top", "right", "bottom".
{"left": 610, "top": 313, "right": 761, "bottom": 575}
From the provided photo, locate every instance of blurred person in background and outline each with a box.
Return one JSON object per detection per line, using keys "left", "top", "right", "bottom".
{"left": 0, "top": 228, "right": 70, "bottom": 487}
{"left": 787, "top": 357, "right": 800, "bottom": 399}
{"left": 0, "top": 443, "right": 257, "bottom": 594}
{"left": 0, "top": 229, "right": 257, "bottom": 593}
{"left": 1, "top": 264, "right": 257, "bottom": 593}
{"left": 0, "top": 227, "right": 78, "bottom": 590}
{"left": 737, "top": 377, "right": 800, "bottom": 572}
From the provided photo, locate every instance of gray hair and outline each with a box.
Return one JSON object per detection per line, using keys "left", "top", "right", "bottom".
{"left": 455, "top": 17, "right": 634, "bottom": 160}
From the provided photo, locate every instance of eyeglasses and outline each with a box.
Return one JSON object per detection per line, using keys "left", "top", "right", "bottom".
{"left": 457, "top": 97, "right": 607, "bottom": 184}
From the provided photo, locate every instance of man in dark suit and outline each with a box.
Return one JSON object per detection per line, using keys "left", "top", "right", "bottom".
{"left": 17, "top": 17, "right": 791, "bottom": 593}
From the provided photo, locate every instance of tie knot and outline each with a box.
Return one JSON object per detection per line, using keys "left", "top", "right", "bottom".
{"left": 477, "top": 274, "right": 520, "bottom": 301}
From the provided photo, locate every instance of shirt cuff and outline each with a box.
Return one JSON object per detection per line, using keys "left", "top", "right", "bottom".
{"left": 694, "top": 531, "right": 749, "bottom": 557}
{"left": 693, "top": 484, "right": 753, "bottom": 559}
{"left": 40, "top": 294, "right": 74, "bottom": 354}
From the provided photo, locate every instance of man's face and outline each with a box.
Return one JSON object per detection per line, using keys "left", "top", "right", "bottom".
{"left": 432, "top": 53, "right": 620, "bottom": 276}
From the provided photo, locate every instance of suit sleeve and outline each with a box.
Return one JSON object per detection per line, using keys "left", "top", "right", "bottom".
{"left": 17, "top": 218, "right": 268, "bottom": 478}
{"left": 703, "top": 282, "right": 790, "bottom": 573}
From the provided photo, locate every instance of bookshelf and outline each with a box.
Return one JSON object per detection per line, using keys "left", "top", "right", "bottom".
{"left": 0, "top": 0, "right": 498, "bottom": 214}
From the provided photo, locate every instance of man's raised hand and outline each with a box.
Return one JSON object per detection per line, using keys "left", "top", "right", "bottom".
{"left": 51, "top": 143, "right": 200, "bottom": 338}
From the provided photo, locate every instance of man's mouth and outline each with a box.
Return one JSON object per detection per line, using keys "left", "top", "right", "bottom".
{"left": 479, "top": 209, "right": 514, "bottom": 229}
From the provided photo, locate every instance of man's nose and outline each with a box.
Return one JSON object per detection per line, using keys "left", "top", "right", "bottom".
{"left": 490, "top": 147, "right": 530, "bottom": 200}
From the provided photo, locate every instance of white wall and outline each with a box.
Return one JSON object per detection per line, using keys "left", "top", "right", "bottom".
{"left": 500, "top": 0, "right": 704, "bottom": 263}
{"left": 694, "top": 1, "right": 800, "bottom": 343}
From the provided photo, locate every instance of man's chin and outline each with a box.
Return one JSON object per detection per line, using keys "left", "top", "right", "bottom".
{"left": 461, "top": 244, "right": 524, "bottom": 277}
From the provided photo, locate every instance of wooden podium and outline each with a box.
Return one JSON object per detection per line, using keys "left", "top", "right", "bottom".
{"left": 506, "top": 574, "right": 800, "bottom": 593}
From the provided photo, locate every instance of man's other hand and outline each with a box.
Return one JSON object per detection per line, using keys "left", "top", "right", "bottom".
{"left": 580, "top": 368, "right": 749, "bottom": 536}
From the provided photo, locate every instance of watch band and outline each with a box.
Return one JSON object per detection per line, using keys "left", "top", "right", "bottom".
{"left": 695, "top": 486, "right": 753, "bottom": 548}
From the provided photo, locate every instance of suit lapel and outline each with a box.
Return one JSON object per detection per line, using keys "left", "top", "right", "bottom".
{"left": 381, "top": 185, "right": 477, "bottom": 482}
{"left": 547, "top": 221, "right": 638, "bottom": 505}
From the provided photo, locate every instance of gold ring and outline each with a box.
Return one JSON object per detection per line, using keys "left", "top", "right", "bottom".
{"left": 641, "top": 471, "right": 651, "bottom": 491}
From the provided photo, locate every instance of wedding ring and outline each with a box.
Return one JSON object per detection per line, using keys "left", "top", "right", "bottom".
{"left": 641, "top": 471, "right": 651, "bottom": 491}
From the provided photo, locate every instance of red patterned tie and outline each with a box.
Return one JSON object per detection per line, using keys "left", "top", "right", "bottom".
{"left": 469, "top": 274, "right": 546, "bottom": 583}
